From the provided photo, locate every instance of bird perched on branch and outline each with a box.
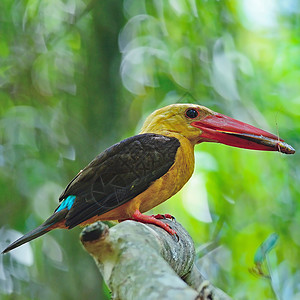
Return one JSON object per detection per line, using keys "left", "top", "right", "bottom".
{"left": 2, "top": 104, "right": 295, "bottom": 253}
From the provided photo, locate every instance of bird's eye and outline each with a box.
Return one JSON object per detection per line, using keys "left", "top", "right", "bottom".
{"left": 185, "top": 108, "right": 199, "bottom": 119}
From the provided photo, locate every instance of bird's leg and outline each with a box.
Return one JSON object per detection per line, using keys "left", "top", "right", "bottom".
{"left": 150, "top": 213, "right": 176, "bottom": 222}
{"left": 125, "top": 209, "right": 177, "bottom": 235}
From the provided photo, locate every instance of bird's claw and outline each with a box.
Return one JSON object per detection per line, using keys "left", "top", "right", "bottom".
{"left": 151, "top": 213, "right": 176, "bottom": 222}
{"left": 151, "top": 214, "right": 178, "bottom": 241}
{"left": 128, "top": 210, "right": 179, "bottom": 240}
{"left": 167, "top": 224, "right": 179, "bottom": 242}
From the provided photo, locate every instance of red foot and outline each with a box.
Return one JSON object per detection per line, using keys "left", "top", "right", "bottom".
{"left": 126, "top": 209, "right": 177, "bottom": 236}
{"left": 150, "top": 213, "right": 175, "bottom": 221}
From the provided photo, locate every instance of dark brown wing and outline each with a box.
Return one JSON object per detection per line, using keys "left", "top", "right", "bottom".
{"left": 59, "top": 133, "right": 180, "bottom": 228}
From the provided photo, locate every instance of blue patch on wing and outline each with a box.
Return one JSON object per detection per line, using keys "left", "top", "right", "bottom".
{"left": 56, "top": 195, "right": 76, "bottom": 212}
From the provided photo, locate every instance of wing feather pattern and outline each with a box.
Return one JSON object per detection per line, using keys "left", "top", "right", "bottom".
{"left": 59, "top": 133, "right": 180, "bottom": 228}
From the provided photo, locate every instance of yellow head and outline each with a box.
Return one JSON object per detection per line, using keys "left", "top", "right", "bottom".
{"left": 140, "top": 104, "right": 214, "bottom": 145}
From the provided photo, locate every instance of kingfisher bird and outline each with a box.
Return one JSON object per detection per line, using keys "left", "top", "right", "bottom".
{"left": 2, "top": 104, "right": 295, "bottom": 253}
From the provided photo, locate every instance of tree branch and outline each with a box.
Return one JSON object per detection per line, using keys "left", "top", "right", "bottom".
{"left": 80, "top": 219, "right": 231, "bottom": 300}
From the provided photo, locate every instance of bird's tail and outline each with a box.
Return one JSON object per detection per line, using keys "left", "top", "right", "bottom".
{"left": 2, "top": 209, "right": 68, "bottom": 254}
{"left": 2, "top": 223, "right": 51, "bottom": 253}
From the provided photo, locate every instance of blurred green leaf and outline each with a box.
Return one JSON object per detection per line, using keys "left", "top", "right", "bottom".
{"left": 254, "top": 233, "right": 279, "bottom": 265}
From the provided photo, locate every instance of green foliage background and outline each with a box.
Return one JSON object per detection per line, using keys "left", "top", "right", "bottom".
{"left": 0, "top": 0, "right": 299, "bottom": 299}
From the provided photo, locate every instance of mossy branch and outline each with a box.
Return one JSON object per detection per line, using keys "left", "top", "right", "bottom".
{"left": 80, "top": 219, "right": 231, "bottom": 300}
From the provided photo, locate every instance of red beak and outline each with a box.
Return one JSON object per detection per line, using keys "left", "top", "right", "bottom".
{"left": 191, "top": 113, "right": 295, "bottom": 154}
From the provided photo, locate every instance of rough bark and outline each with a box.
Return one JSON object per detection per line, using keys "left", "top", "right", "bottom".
{"left": 80, "top": 219, "right": 231, "bottom": 300}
